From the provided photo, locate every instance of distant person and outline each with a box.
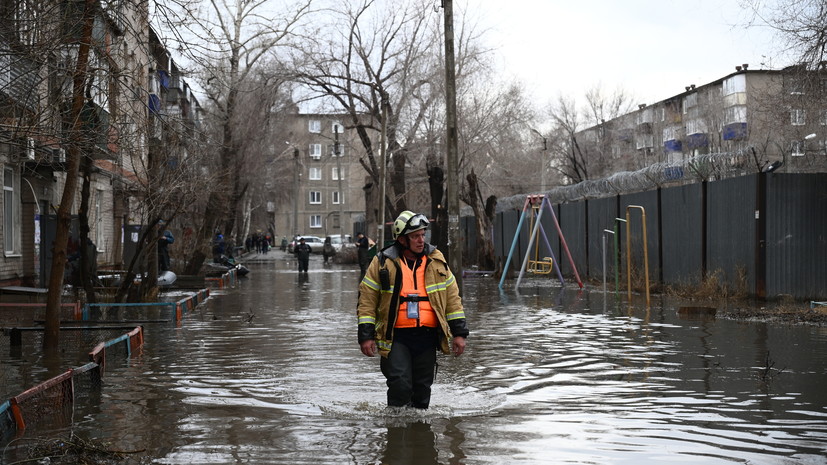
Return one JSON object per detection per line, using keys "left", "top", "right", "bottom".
{"left": 323, "top": 236, "right": 335, "bottom": 264}
{"left": 293, "top": 237, "right": 312, "bottom": 273}
{"left": 356, "top": 232, "right": 372, "bottom": 281}
{"left": 212, "top": 232, "right": 225, "bottom": 262}
{"left": 357, "top": 211, "right": 469, "bottom": 409}
{"left": 158, "top": 229, "right": 174, "bottom": 272}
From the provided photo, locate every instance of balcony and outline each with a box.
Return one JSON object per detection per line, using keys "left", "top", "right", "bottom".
{"left": 0, "top": 44, "right": 40, "bottom": 114}
{"left": 723, "top": 123, "right": 748, "bottom": 141}
{"left": 80, "top": 100, "right": 117, "bottom": 159}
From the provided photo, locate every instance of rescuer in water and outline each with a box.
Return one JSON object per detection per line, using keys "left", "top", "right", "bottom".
{"left": 356, "top": 210, "right": 469, "bottom": 409}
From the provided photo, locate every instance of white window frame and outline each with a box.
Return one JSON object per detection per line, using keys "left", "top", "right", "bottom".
{"left": 4, "top": 167, "right": 19, "bottom": 255}
{"left": 820, "top": 109, "right": 827, "bottom": 126}
{"left": 790, "top": 109, "right": 806, "bottom": 126}
{"left": 331, "top": 121, "right": 344, "bottom": 134}
{"left": 309, "top": 215, "right": 322, "bottom": 229}
{"left": 329, "top": 144, "right": 345, "bottom": 157}
{"left": 308, "top": 167, "right": 322, "bottom": 180}
{"left": 308, "top": 119, "right": 321, "bottom": 133}
{"left": 95, "top": 188, "right": 105, "bottom": 251}
{"left": 332, "top": 191, "right": 343, "bottom": 204}
{"left": 723, "top": 74, "right": 746, "bottom": 96}
{"left": 636, "top": 107, "right": 653, "bottom": 125}
{"left": 309, "top": 143, "right": 322, "bottom": 159}
{"left": 791, "top": 140, "right": 805, "bottom": 157}
{"left": 724, "top": 105, "right": 747, "bottom": 125}
{"left": 309, "top": 191, "right": 322, "bottom": 204}
{"left": 331, "top": 167, "right": 343, "bottom": 180}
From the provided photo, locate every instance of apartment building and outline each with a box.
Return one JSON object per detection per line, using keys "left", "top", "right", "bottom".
{"left": 575, "top": 65, "right": 827, "bottom": 180}
{"left": 0, "top": 0, "right": 199, "bottom": 288}
{"left": 271, "top": 114, "right": 367, "bottom": 240}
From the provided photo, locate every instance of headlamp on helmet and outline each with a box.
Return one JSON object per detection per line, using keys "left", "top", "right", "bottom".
{"left": 392, "top": 210, "right": 429, "bottom": 240}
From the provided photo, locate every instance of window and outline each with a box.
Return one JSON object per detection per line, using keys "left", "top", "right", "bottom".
{"left": 310, "top": 215, "right": 322, "bottom": 228}
{"left": 723, "top": 74, "right": 746, "bottom": 96}
{"left": 328, "top": 144, "right": 345, "bottom": 157}
{"left": 332, "top": 167, "right": 344, "bottom": 180}
{"left": 724, "top": 105, "right": 747, "bottom": 124}
{"left": 821, "top": 110, "right": 827, "bottom": 126}
{"left": 791, "top": 140, "right": 805, "bottom": 157}
{"left": 682, "top": 93, "right": 697, "bottom": 114}
{"left": 331, "top": 121, "right": 344, "bottom": 134}
{"left": 4, "top": 167, "right": 18, "bottom": 254}
{"left": 15, "top": 0, "right": 39, "bottom": 46}
{"left": 309, "top": 191, "right": 321, "bottom": 204}
{"left": 636, "top": 107, "right": 653, "bottom": 125}
{"left": 308, "top": 120, "right": 321, "bottom": 133}
{"left": 332, "top": 191, "right": 343, "bottom": 204}
{"left": 309, "top": 143, "right": 321, "bottom": 159}
{"left": 790, "top": 109, "right": 806, "bottom": 126}
{"left": 309, "top": 167, "right": 321, "bottom": 180}
{"left": 662, "top": 126, "right": 680, "bottom": 142}
{"left": 95, "top": 189, "right": 105, "bottom": 251}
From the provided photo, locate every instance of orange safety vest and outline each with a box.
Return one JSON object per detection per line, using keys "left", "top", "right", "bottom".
{"left": 395, "top": 255, "right": 437, "bottom": 328}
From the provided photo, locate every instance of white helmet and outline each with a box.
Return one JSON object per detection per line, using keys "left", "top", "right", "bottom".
{"left": 392, "top": 210, "right": 429, "bottom": 240}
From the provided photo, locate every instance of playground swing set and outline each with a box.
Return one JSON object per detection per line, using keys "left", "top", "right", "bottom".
{"left": 498, "top": 195, "right": 652, "bottom": 306}
{"left": 498, "top": 195, "right": 583, "bottom": 291}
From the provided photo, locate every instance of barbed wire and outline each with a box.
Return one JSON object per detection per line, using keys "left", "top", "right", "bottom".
{"left": 494, "top": 148, "right": 758, "bottom": 212}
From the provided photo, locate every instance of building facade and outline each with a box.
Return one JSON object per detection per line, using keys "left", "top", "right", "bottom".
{"left": 0, "top": 0, "right": 199, "bottom": 288}
{"left": 575, "top": 65, "right": 827, "bottom": 180}
{"left": 272, "top": 113, "right": 367, "bottom": 241}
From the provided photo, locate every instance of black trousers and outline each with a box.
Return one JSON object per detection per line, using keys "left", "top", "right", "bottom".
{"left": 380, "top": 328, "right": 438, "bottom": 409}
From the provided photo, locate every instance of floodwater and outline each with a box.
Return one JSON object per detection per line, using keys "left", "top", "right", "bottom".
{"left": 3, "top": 252, "right": 827, "bottom": 464}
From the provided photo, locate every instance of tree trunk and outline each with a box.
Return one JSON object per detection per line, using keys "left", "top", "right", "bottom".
{"left": 78, "top": 149, "right": 97, "bottom": 304}
{"left": 466, "top": 169, "right": 496, "bottom": 269}
{"left": 43, "top": 0, "right": 96, "bottom": 350}
{"left": 427, "top": 164, "right": 447, "bottom": 250}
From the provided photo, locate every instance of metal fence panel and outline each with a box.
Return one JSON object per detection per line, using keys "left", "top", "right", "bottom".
{"left": 497, "top": 209, "right": 525, "bottom": 272}
{"left": 706, "top": 175, "right": 756, "bottom": 292}
{"left": 661, "top": 183, "right": 704, "bottom": 286}
{"left": 587, "top": 196, "right": 619, "bottom": 279}
{"left": 765, "top": 173, "right": 827, "bottom": 299}
{"left": 540, "top": 202, "right": 561, "bottom": 269}
{"left": 619, "top": 190, "right": 661, "bottom": 283}
{"left": 559, "top": 202, "right": 587, "bottom": 276}
{"left": 460, "top": 215, "right": 476, "bottom": 264}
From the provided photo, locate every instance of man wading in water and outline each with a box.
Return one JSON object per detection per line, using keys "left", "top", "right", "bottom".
{"left": 356, "top": 211, "right": 469, "bottom": 409}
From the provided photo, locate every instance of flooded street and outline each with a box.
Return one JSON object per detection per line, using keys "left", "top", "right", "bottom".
{"left": 4, "top": 251, "right": 827, "bottom": 464}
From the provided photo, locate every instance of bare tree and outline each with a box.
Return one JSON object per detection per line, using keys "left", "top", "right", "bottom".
{"left": 160, "top": 0, "right": 313, "bottom": 274}
{"left": 741, "top": 0, "right": 827, "bottom": 68}
{"left": 545, "top": 85, "right": 636, "bottom": 184}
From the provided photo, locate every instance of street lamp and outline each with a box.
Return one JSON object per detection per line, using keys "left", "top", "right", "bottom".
{"left": 530, "top": 127, "right": 548, "bottom": 192}
{"left": 291, "top": 146, "right": 300, "bottom": 239}
{"left": 333, "top": 125, "right": 345, "bottom": 234}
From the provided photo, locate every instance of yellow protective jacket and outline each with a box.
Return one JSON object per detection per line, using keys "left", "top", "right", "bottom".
{"left": 357, "top": 243, "right": 469, "bottom": 357}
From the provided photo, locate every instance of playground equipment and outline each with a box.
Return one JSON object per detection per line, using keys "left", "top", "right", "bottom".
{"left": 625, "top": 205, "right": 651, "bottom": 307}
{"left": 499, "top": 195, "right": 583, "bottom": 290}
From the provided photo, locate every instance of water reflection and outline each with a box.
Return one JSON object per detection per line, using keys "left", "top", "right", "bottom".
{"left": 2, "top": 254, "right": 826, "bottom": 464}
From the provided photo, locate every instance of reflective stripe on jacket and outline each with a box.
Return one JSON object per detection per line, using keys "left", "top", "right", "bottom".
{"left": 357, "top": 243, "right": 469, "bottom": 357}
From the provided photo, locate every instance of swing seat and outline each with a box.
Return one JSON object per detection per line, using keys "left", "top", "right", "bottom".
{"left": 527, "top": 257, "right": 554, "bottom": 274}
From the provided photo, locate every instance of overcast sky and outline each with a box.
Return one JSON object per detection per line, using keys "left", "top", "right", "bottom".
{"left": 472, "top": 0, "right": 785, "bottom": 106}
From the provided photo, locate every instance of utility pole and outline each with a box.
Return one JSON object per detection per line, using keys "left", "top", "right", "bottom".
{"left": 443, "top": 0, "right": 462, "bottom": 286}
{"left": 292, "top": 148, "right": 300, "bottom": 238}
{"left": 530, "top": 127, "right": 548, "bottom": 192}
{"left": 334, "top": 126, "right": 345, "bottom": 233}
{"left": 378, "top": 94, "right": 388, "bottom": 246}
